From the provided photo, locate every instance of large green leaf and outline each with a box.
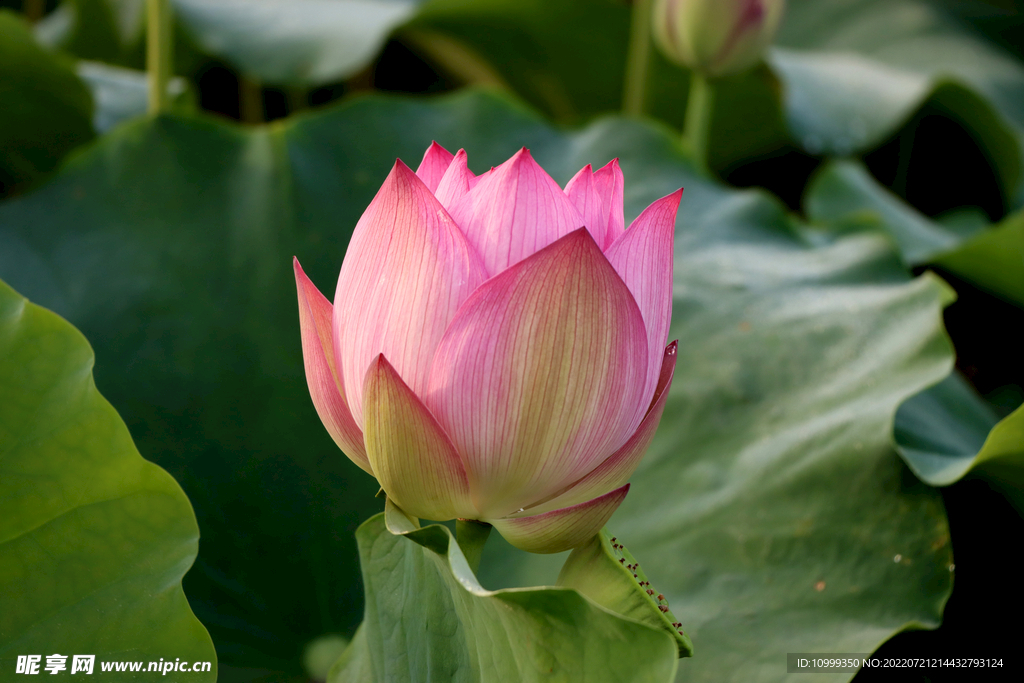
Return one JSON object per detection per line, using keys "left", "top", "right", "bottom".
{"left": 330, "top": 502, "right": 678, "bottom": 683}
{"left": 0, "top": 278, "right": 216, "bottom": 678}
{"left": 932, "top": 211, "right": 1024, "bottom": 308}
{"left": 894, "top": 373, "right": 999, "bottom": 487}
{"left": 0, "top": 91, "right": 955, "bottom": 681}
{"left": 0, "top": 9, "right": 93, "bottom": 197}
{"left": 806, "top": 158, "right": 1024, "bottom": 307}
{"left": 171, "top": 0, "right": 425, "bottom": 85}
{"left": 776, "top": 0, "right": 1024, "bottom": 205}
{"left": 970, "top": 404, "right": 1024, "bottom": 513}
{"left": 805, "top": 159, "right": 981, "bottom": 265}
{"left": 804, "top": 159, "right": 1024, "bottom": 515}
{"left": 893, "top": 373, "right": 1024, "bottom": 513}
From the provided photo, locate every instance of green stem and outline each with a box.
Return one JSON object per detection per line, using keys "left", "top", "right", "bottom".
{"left": 456, "top": 519, "right": 491, "bottom": 575}
{"left": 146, "top": 0, "right": 173, "bottom": 114}
{"left": 622, "top": 0, "right": 653, "bottom": 116}
{"left": 683, "top": 71, "right": 715, "bottom": 171}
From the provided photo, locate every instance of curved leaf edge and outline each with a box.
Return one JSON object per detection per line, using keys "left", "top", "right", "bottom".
{"left": 0, "top": 277, "right": 217, "bottom": 674}
{"left": 382, "top": 498, "right": 689, "bottom": 642}
{"left": 804, "top": 158, "right": 1024, "bottom": 502}
{"left": 771, "top": 47, "right": 1023, "bottom": 201}
{"left": 327, "top": 502, "right": 680, "bottom": 682}
{"left": 896, "top": 373, "right": 1024, "bottom": 500}
{"left": 805, "top": 158, "right": 1024, "bottom": 304}
{"left": 396, "top": 501, "right": 679, "bottom": 659}
{"left": 556, "top": 528, "right": 693, "bottom": 657}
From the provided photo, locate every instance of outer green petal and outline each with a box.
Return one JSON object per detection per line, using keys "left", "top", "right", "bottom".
{"left": 489, "top": 485, "right": 630, "bottom": 554}
{"left": 362, "top": 353, "right": 476, "bottom": 521}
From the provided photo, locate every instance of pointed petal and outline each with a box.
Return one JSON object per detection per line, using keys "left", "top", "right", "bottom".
{"left": 593, "top": 159, "right": 625, "bottom": 248}
{"left": 334, "top": 160, "right": 488, "bottom": 428}
{"left": 363, "top": 355, "right": 476, "bottom": 520}
{"left": 294, "top": 257, "right": 370, "bottom": 474}
{"left": 415, "top": 141, "right": 455, "bottom": 193}
{"left": 564, "top": 164, "right": 610, "bottom": 246}
{"left": 489, "top": 485, "right": 630, "bottom": 554}
{"left": 427, "top": 228, "right": 648, "bottom": 518}
{"left": 605, "top": 189, "right": 680, "bottom": 418}
{"left": 520, "top": 343, "right": 677, "bottom": 515}
{"left": 447, "top": 148, "right": 586, "bottom": 276}
{"left": 434, "top": 149, "right": 476, "bottom": 211}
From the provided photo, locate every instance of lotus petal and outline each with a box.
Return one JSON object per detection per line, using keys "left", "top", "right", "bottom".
{"left": 294, "top": 257, "right": 370, "bottom": 474}
{"left": 521, "top": 343, "right": 677, "bottom": 515}
{"left": 605, "top": 189, "right": 681, "bottom": 416}
{"left": 434, "top": 149, "right": 477, "bottom": 211}
{"left": 564, "top": 164, "right": 610, "bottom": 247}
{"left": 415, "top": 141, "right": 455, "bottom": 193}
{"left": 363, "top": 354, "right": 476, "bottom": 521}
{"left": 447, "top": 148, "right": 586, "bottom": 276}
{"left": 334, "top": 161, "right": 488, "bottom": 427}
{"left": 427, "top": 228, "right": 648, "bottom": 518}
{"left": 593, "top": 159, "right": 625, "bottom": 248}
{"left": 489, "top": 485, "right": 630, "bottom": 554}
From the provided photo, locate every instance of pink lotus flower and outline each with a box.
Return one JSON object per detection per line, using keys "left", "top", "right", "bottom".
{"left": 294, "top": 143, "right": 681, "bottom": 554}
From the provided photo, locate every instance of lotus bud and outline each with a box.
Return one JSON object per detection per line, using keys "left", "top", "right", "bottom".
{"left": 295, "top": 142, "right": 681, "bottom": 554}
{"left": 652, "top": 0, "right": 786, "bottom": 78}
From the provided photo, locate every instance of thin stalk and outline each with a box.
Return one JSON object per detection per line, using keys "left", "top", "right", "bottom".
{"left": 683, "top": 71, "right": 715, "bottom": 171}
{"left": 146, "top": 0, "right": 173, "bottom": 114}
{"left": 623, "top": 0, "right": 654, "bottom": 116}
{"left": 456, "top": 519, "right": 492, "bottom": 576}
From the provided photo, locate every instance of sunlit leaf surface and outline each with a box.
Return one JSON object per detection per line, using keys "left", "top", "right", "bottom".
{"left": 0, "top": 279, "right": 216, "bottom": 679}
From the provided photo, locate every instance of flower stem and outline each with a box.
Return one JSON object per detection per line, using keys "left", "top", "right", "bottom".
{"left": 683, "top": 71, "right": 715, "bottom": 171}
{"left": 623, "top": 0, "right": 653, "bottom": 116}
{"left": 456, "top": 519, "right": 492, "bottom": 575}
{"left": 146, "top": 0, "right": 174, "bottom": 114}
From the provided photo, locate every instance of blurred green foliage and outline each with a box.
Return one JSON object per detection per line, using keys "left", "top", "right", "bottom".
{"left": 0, "top": 9, "right": 92, "bottom": 197}
{"left": 1, "top": 1, "right": 1022, "bottom": 681}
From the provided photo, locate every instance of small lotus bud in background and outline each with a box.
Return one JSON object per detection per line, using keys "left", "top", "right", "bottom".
{"left": 652, "top": 0, "right": 786, "bottom": 78}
